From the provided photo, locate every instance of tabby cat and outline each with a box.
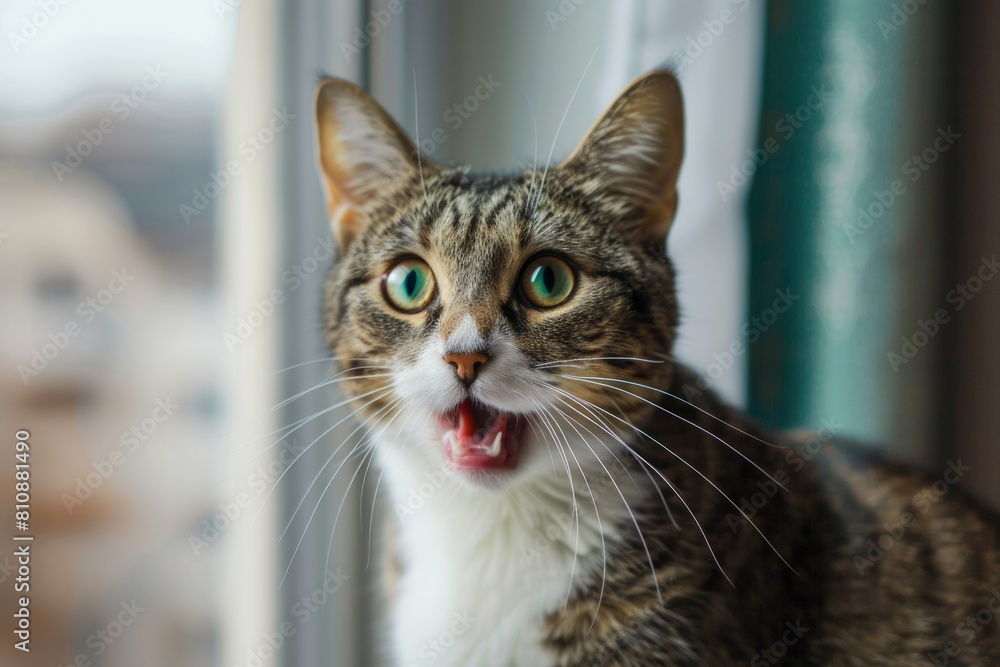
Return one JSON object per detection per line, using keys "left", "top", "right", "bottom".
{"left": 313, "top": 70, "right": 1000, "bottom": 665}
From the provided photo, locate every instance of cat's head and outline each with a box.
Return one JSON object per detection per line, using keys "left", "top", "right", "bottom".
{"left": 315, "top": 71, "right": 684, "bottom": 490}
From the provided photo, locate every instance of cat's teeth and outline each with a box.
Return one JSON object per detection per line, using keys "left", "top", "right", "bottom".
{"left": 444, "top": 429, "right": 502, "bottom": 458}
{"left": 486, "top": 431, "right": 503, "bottom": 457}
{"left": 444, "top": 430, "right": 467, "bottom": 456}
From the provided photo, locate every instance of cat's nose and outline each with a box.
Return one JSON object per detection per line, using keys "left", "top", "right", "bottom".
{"left": 444, "top": 351, "right": 489, "bottom": 385}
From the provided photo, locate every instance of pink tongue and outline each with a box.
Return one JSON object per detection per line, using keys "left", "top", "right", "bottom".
{"left": 456, "top": 400, "right": 479, "bottom": 440}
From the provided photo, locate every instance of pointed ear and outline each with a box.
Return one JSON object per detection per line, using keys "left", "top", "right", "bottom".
{"left": 560, "top": 70, "right": 684, "bottom": 245}
{"left": 315, "top": 78, "right": 431, "bottom": 250}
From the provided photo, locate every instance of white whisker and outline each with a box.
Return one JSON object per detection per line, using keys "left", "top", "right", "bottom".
{"left": 580, "top": 375, "right": 782, "bottom": 449}
{"left": 412, "top": 67, "right": 429, "bottom": 203}
{"left": 532, "top": 46, "right": 600, "bottom": 214}
{"left": 564, "top": 376, "right": 788, "bottom": 492}
{"left": 235, "top": 388, "right": 394, "bottom": 553}
{"left": 279, "top": 396, "right": 404, "bottom": 587}
{"left": 558, "top": 382, "right": 796, "bottom": 577}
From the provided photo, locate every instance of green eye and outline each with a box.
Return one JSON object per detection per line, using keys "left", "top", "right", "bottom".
{"left": 383, "top": 258, "right": 436, "bottom": 312}
{"left": 520, "top": 256, "right": 575, "bottom": 308}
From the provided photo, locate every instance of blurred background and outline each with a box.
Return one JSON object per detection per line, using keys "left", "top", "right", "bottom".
{"left": 0, "top": 0, "right": 996, "bottom": 665}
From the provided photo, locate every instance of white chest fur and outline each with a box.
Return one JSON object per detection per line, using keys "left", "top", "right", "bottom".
{"left": 385, "top": 454, "right": 641, "bottom": 667}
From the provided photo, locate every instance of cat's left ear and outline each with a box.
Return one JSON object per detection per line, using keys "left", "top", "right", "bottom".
{"left": 315, "top": 78, "right": 432, "bottom": 250}
{"left": 559, "top": 70, "right": 684, "bottom": 246}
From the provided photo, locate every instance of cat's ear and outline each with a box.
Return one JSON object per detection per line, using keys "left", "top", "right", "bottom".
{"left": 560, "top": 70, "right": 684, "bottom": 246}
{"left": 315, "top": 78, "right": 430, "bottom": 250}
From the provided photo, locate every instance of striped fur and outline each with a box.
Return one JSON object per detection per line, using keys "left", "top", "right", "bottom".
{"left": 314, "top": 71, "right": 1000, "bottom": 665}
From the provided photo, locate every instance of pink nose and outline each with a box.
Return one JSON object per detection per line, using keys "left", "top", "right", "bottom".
{"left": 444, "top": 351, "right": 489, "bottom": 383}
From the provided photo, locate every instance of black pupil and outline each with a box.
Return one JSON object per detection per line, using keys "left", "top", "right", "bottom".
{"left": 404, "top": 269, "right": 418, "bottom": 297}
{"left": 542, "top": 265, "right": 556, "bottom": 293}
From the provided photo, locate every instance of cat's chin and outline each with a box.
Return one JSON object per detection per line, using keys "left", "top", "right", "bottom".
{"left": 436, "top": 399, "right": 527, "bottom": 475}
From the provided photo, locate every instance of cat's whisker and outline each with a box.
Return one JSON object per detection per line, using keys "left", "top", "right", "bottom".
{"left": 235, "top": 388, "right": 394, "bottom": 553}
{"left": 532, "top": 356, "right": 664, "bottom": 369}
{"left": 281, "top": 444, "right": 371, "bottom": 590}
{"left": 375, "top": 197, "right": 404, "bottom": 215}
{"left": 322, "top": 445, "right": 376, "bottom": 617}
{"left": 558, "top": 382, "right": 796, "bottom": 578}
{"left": 564, "top": 376, "right": 788, "bottom": 491}
{"left": 274, "top": 395, "right": 399, "bottom": 550}
{"left": 531, "top": 400, "right": 576, "bottom": 493}
{"left": 412, "top": 67, "right": 429, "bottom": 204}
{"left": 278, "top": 397, "right": 404, "bottom": 588}
{"left": 572, "top": 374, "right": 782, "bottom": 449}
{"left": 364, "top": 404, "right": 427, "bottom": 572}
{"left": 540, "top": 400, "right": 611, "bottom": 628}
{"left": 549, "top": 390, "right": 676, "bottom": 529}
{"left": 216, "top": 403, "right": 340, "bottom": 474}
{"left": 532, "top": 46, "right": 600, "bottom": 214}
{"left": 330, "top": 406, "right": 427, "bottom": 600}
{"left": 553, "top": 401, "right": 665, "bottom": 607}
{"left": 553, "top": 388, "right": 731, "bottom": 587}
{"left": 523, "top": 91, "right": 539, "bottom": 208}
{"left": 269, "top": 356, "right": 384, "bottom": 376}
{"left": 534, "top": 394, "right": 664, "bottom": 607}
{"left": 525, "top": 397, "right": 584, "bottom": 609}
{"left": 527, "top": 400, "right": 586, "bottom": 604}
{"left": 265, "top": 369, "right": 392, "bottom": 421}
{"left": 222, "top": 367, "right": 391, "bottom": 442}
{"left": 214, "top": 383, "right": 393, "bottom": 482}
{"left": 550, "top": 394, "right": 691, "bottom": 608}
{"left": 525, "top": 412, "right": 558, "bottom": 476}
{"left": 358, "top": 397, "right": 410, "bottom": 526}
{"left": 549, "top": 396, "right": 644, "bottom": 494}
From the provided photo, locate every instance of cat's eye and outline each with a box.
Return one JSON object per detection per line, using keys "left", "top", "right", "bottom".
{"left": 383, "top": 258, "right": 436, "bottom": 312}
{"left": 520, "top": 256, "right": 575, "bottom": 308}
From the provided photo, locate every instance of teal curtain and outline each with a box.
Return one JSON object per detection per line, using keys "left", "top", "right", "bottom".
{"left": 747, "top": 0, "right": 919, "bottom": 443}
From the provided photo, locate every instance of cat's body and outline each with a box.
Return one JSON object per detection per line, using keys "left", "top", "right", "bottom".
{"left": 313, "top": 71, "right": 1000, "bottom": 665}
{"left": 543, "top": 365, "right": 1000, "bottom": 665}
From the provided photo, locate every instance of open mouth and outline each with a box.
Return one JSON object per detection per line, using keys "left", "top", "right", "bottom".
{"left": 436, "top": 399, "right": 526, "bottom": 471}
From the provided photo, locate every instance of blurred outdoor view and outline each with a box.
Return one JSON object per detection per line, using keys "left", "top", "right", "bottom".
{"left": 0, "top": 0, "right": 997, "bottom": 666}
{"left": 1, "top": 1, "right": 231, "bottom": 665}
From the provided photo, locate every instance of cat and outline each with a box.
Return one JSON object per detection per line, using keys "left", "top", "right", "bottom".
{"left": 313, "top": 70, "right": 1000, "bottom": 665}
